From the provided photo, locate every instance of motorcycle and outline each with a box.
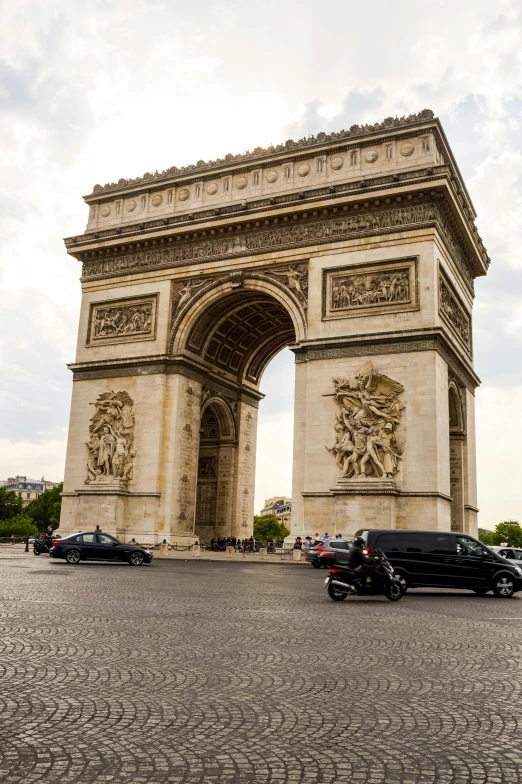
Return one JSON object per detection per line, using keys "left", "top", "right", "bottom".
{"left": 33, "top": 538, "right": 52, "bottom": 556}
{"left": 324, "top": 549, "right": 405, "bottom": 602}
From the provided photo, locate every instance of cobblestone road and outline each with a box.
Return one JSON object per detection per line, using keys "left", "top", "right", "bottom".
{"left": 1, "top": 555, "right": 522, "bottom": 783}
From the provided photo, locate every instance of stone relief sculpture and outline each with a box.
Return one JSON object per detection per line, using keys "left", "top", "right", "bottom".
{"left": 325, "top": 362, "right": 405, "bottom": 479}
{"left": 85, "top": 391, "right": 136, "bottom": 483}
{"left": 332, "top": 268, "right": 410, "bottom": 311}
{"left": 171, "top": 279, "right": 210, "bottom": 318}
{"left": 439, "top": 274, "right": 471, "bottom": 349}
{"left": 267, "top": 264, "right": 308, "bottom": 308}
{"left": 93, "top": 303, "right": 152, "bottom": 339}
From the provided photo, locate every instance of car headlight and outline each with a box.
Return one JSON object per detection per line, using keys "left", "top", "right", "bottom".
{"left": 513, "top": 566, "right": 522, "bottom": 576}
{"left": 144, "top": 549, "right": 151, "bottom": 555}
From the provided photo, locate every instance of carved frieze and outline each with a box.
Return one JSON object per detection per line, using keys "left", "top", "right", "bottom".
{"left": 323, "top": 258, "right": 418, "bottom": 320}
{"left": 87, "top": 295, "right": 157, "bottom": 346}
{"left": 85, "top": 390, "right": 136, "bottom": 484}
{"left": 82, "top": 201, "right": 448, "bottom": 281}
{"left": 438, "top": 269, "right": 472, "bottom": 353}
{"left": 325, "top": 362, "right": 405, "bottom": 480}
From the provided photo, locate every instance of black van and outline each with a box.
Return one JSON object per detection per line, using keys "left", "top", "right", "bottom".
{"left": 355, "top": 529, "right": 522, "bottom": 598}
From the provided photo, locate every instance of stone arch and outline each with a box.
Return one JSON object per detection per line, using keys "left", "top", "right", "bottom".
{"left": 448, "top": 380, "right": 465, "bottom": 433}
{"left": 200, "top": 393, "right": 237, "bottom": 442}
{"left": 169, "top": 274, "right": 306, "bottom": 386}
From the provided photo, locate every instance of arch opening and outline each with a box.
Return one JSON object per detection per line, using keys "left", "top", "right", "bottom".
{"left": 186, "top": 285, "right": 300, "bottom": 542}
{"left": 448, "top": 382, "right": 466, "bottom": 533}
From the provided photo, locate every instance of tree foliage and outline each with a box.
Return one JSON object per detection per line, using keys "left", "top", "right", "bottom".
{"left": 25, "top": 484, "right": 63, "bottom": 532}
{"left": 479, "top": 520, "right": 522, "bottom": 547}
{"left": 0, "top": 487, "right": 24, "bottom": 520}
{"left": 253, "top": 514, "right": 290, "bottom": 542}
{"left": 0, "top": 515, "right": 38, "bottom": 537}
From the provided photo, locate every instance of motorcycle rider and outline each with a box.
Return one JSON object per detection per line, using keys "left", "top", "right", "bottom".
{"left": 347, "top": 536, "right": 380, "bottom": 584}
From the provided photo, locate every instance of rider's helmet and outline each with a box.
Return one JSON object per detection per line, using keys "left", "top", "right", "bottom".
{"left": 353, "top": 536, "right": 366, "bottom": 548}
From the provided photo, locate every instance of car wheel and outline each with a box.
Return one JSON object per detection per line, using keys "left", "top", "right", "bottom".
{"left": 492, "top": 574, "right": 515, "bottom": 598}
{"left": 65, "top": 548, "right": 81, "bottom": 565}
{"left": 130, "top": 551, "right": 144, "bottom": 566}
{"left": 327, "top": 583, "right": 347, "bottom": 601}
{"left": 311, "top": 561, "right": 321, "bottom": 569}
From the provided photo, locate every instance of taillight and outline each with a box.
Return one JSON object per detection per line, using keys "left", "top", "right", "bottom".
{"left": 52, "top": 540, "right": 61, "bottom": 547}
{"left": 364, "top": 547, "right": 370, "bottom": 555}
{"left": 329, "top": 569, "right": 342, "bottom": 574}
{"left": 320, "top": 552, "right": 331, "bottom": 557}
{"left": 315, "top": 545, "right": 324, "bottom": 551}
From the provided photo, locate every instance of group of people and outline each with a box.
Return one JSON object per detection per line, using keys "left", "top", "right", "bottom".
{"left": 293, "top": 532, "right": 345, "bottom": 551}
{"left": 209, "top": 537, "right": 283, "bottom": 553}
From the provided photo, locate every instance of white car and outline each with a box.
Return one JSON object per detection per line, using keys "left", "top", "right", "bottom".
{"left": 489, "top": 546, "right": 522, "bottom": 568}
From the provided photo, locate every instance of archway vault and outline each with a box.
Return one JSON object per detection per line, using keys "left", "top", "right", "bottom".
{"left": 169, "top": 273, "right": 306, "bottom": 387}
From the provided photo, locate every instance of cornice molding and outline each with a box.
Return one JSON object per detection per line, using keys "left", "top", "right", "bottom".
{"left": 78, "top": 199, "right": 481, "bottom": 289}
{"left": 291, "top": 327, "right": 480, "bottom": 392}
{"left": 86, "top": 110, "right": 436, "bottom": 198}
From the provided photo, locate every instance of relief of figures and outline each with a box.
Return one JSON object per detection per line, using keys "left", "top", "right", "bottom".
{"left": 92, "top": 302, "right": 153, "bottom": 340}
{"left": 85, "top": 391, "right": 136, "bottom": 483}
{"left": 267, "top": 264, "right": 308, "bottom": 308}
{"left": 331, "top": 268, "right": 410, "bottom": 311}
{"left": 325, "top": 361, "right": 405, "bottom": 479}
{"left": 439, "top": 276, "right": 471, "bottom": 348}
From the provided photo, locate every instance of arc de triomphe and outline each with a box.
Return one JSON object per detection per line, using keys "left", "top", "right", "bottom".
{"left": 59, "top": 110, "right": 489, "bottom": 543}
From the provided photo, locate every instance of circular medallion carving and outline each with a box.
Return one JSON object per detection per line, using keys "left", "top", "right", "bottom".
{"left": 365, "top": 150, "right": 378, "bottom": 163}
{"left": 207, "top": 182, "right": 218, "bottom": 195}
{"left": 100, "top": 205, "right": 111, "bottom": 217}
{"left": 266, "top": 170, "right": 278, "bottom": 183}
{"left": 126, "top": 200, "right": 137, "bottom": 212}
{"left": 330, "top": 156, "right": 344, "bottom": 170}
{"left": 151, "top": 194, "right": 163, "bottom": 207}
{"left": 297, "top": 163, "right": 310, "bottom": 177}
{"left": 178, "top": 188, "right": 190, "bottom": 201}
{"left": 400, "top": 142, "right": 415, "bottom": 156}
{"left": 235, "top": 176, "right": 248, "bottom": 189}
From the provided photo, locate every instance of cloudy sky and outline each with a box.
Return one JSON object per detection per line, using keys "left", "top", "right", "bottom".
{"left": 1, "top": 0, "right": 521, "bottom": 527}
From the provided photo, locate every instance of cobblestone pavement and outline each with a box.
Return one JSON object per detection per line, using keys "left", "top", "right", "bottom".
{"left": 1, "top": 555, "right": 522, "bottom": 784}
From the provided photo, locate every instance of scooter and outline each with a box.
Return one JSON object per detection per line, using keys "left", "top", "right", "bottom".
{"left": 33, "top": 538, "right": 52, "bottom": 556}
{"left": 324, "top": 549, "right": 405, "bottom": 602}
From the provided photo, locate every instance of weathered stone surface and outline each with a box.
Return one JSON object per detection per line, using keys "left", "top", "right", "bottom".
{"left": 60, "top": 113, "right": 486, "bottom": 542}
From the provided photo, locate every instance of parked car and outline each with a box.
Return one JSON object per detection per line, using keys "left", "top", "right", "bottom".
{"left": 489, "top": 546, "right": 522, "bottom": 567}
{"left": 306, "top": 540, "right": 352, "bottom": 568}
{"left": 50, "top": 532, "right": 152, "bottom": 566}
{"left": 355, "top": 529, "right": 522, "bottom": 597}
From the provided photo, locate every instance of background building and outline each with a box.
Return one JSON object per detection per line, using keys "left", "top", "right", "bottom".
{"left": 3, "top": 476, "right": 61, "bottom": 506}
{"left": 259, "top": 497, "right": 292, "bottom": 528}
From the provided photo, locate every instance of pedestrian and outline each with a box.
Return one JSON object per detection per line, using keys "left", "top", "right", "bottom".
{"left": 324, "top": 532, "right": 330, "bottom": 542}
{"left": 95, "top": 524, "right": 102, "bottom": 534}
{"left": 293, "top": 536, "right": 302, "bottom": 550}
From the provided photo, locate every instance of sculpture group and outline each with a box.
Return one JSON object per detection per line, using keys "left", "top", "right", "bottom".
{"left": 85, "top": 391, "right": 136, "bottom": 483}
{"left": 326, "top": 362, "right": 405, "bottom": 479}
{"left": 332, "top": 269, "right": 409, "bottom": 310}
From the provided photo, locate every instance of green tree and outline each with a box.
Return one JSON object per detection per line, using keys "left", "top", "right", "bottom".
{"left": 478, "top": 520, "right": 522, "bottom": 547}
{"left": 0, "top": 514, "right": 38, "bottom": 537}
{"left": 0, "top": 487, "right": 23, "bottom": 520}
{"left": 253, "top": 514, "right": 290, "bottom": 542}
{"left": 25, "top": 484, "right": 63, "bottom": 532}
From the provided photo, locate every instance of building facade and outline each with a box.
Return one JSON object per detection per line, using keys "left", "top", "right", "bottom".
{"left": 259, "top": 497, "right": 292, "bottom": 528}
{"left": 4, "top": 476, "right": 61, "bottom": 506}
{"left": 59, "top": 110, "right": 488, "bottom": 543}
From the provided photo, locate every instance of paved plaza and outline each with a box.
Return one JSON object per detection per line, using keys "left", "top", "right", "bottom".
{"left": 1, "top": 555, "right": 521, "bottom": 783}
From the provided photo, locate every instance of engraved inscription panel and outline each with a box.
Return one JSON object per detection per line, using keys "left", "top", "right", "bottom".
{"left": 87, "top": 295, "right": 158, "bottom": 346}
{"left": 323, "top": 258, "right": 418, "bottom": 320}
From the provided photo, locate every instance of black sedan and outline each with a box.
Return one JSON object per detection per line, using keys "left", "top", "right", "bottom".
{"left": 50, "top": 532, "right": 152, "bottom": 566}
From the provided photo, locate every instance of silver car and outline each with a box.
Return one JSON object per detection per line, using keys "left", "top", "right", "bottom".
{"left": 489, "top": 546, "right": 522, "bottom": 568}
